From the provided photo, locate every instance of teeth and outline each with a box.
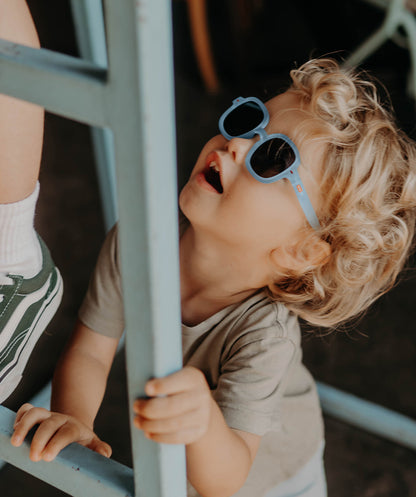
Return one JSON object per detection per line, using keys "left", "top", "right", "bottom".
{"left": 209, "top": 161, "right": 219, "bottom": 172}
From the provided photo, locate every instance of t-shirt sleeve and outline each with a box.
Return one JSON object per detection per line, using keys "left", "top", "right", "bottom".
{"left": 78, "top": 224, "right": 125, "bottom": 339}
{"left": 213, "top": 325, "right": 297, "bottom": 437}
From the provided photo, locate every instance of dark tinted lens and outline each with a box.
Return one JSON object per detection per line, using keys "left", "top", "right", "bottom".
{"left": 251, "top": 138, "right": 295, "bottom": 178}
{"left": 223, "top": 101, "right": 264, "bottom": 136}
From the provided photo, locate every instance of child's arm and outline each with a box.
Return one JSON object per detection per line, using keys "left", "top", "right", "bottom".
{"left": 0, "top": 0, "right": 44, "bottom": 203}
{"left": 134, "top": 367, "right": 261, "bottom": 497}
{"left": 11, "top": 320, "right": 118, "bottom": 461}
{"left": 13, "top": 329, "right": 259, "bottom": 495}
{"left": 50, "top": 320, "right": 118, "bottom": 426}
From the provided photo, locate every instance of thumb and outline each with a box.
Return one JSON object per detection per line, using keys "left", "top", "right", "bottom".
{"left": 88, "top": 437, "right": 112, "bottom": 458}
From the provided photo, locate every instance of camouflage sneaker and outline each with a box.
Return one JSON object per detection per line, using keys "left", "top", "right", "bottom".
{"left": 0, "top": 237, "right": 63, "bottom": 403}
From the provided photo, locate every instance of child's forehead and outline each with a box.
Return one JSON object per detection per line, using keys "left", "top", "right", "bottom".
{"left": 264, "top": 91, "right": 306, "bottom": 131}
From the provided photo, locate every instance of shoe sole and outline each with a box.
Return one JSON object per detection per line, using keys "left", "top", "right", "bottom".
{"left": 0, "top": 268, "right": 63, "bottom": 403}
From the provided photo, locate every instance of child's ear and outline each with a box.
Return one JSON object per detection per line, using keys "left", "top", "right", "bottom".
{"left": 269, "top": 236, "right": 331, "bottom": 274}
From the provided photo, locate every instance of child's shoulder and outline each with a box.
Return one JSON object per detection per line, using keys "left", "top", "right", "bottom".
{"left": 222, "top": 291, "right": 301, "bottom": 345}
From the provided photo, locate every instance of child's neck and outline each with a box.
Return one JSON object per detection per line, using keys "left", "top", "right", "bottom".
{"left": 179, "top": 225, "right": 268, "bottom": 326}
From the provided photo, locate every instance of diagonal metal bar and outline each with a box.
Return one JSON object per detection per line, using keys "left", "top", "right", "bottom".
{"left": 0, "top": 38, "right": 108, "bottom": 126}
{"left": 317, "top": 382, "right": 416, "bottom": 450}
{"left": 0, "top": 406, "right": 134, "bottom": 497}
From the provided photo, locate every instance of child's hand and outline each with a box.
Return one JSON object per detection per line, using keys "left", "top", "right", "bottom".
{"left": 11, "top": 403, "right": 112, "bottom": 461}
{"left": 133, "top": 366, "right": 213, "bottom": 445}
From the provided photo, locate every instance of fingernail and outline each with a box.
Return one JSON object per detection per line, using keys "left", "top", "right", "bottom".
{"left": 11, "top": 435, "right": 21, "bottom": 445}
{"left": 146, "top": 382, "right": 155, "bottom": 396}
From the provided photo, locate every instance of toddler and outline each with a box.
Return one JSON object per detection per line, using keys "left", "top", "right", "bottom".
{"left": 11, "top": 57, "right": 416, "bottom": 497}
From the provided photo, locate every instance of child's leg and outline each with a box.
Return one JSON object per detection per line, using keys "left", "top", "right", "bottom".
{"left": 0, "top": 0, "right": 63, "bottom": 403}
{"left": 0, "top": 0, "right": 43, "bottom": 202}
{"left": 0, "top": 0, "right": 44, "bottom": 279}
{"left": 264, "top": 442, "right": 327, "bottom": 497}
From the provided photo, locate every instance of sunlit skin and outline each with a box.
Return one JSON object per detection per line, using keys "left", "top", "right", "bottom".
{"left": 11, "top": 90, "right": 329, "bottom": 497}
{"left": 179, "top": 90, "right": 328, "bottom": 325}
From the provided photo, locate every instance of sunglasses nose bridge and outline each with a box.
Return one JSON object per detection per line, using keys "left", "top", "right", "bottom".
{"left": 255, "top": 128, "right": 268, "bottom": 140}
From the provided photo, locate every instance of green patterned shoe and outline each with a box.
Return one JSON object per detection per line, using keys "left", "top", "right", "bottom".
{"left": 0, "top": 237, "right": 63, "bottom": 403}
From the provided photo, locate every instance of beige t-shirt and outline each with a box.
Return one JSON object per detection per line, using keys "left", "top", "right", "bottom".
{"left": 79, "top": 225, "right": 324, "bottom": 496}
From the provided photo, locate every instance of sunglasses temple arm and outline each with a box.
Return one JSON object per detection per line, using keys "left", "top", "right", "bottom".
{"left": 289, "top": 170, "right": 321, "bottom": 230}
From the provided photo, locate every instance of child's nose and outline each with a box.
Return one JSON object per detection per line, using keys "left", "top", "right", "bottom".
{"left": 226, "top": 137, "right": 255, "bottom": 164}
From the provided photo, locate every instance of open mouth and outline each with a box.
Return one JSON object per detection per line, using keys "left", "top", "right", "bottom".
{"left": 204, "top": 161, "right": 223, "bottom": 193}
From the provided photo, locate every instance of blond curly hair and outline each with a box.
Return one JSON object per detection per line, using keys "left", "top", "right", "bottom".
{"left": 267, "top": 58, "right": 416, "bottom": 328}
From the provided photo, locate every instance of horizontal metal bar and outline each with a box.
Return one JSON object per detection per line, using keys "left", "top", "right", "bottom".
{"left": 0, "top": 406, "right": 134, "bottom": 497}
{"left": 0, "top": 382, "right": 52, "bottom": 473}
{"left": 0, "top": 38, "right": 108, "bottom": 126}
{"left": 317, "top": 382, "right": 416, "bottom": 451}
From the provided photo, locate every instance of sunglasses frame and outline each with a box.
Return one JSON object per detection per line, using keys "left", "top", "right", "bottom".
{"left": 219, "top": 97, "right": 321, "bottom": 230}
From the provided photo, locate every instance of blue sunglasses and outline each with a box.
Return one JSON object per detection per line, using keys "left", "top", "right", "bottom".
{"left": 219, "top": 96, "right": 320, "bottom": 230}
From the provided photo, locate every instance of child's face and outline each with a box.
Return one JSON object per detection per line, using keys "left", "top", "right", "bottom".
{"left": 179, "top": 90, "right": 325, "bottom": 258}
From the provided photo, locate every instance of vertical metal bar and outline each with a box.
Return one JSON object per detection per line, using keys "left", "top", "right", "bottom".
{"left": 71, "top": 0, "right": 118, "bottom": 230}
{"left": 103, "top": 1, "right": 186, "bottom": 496}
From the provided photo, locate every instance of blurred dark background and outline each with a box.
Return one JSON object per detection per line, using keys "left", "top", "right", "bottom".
{"left": 1, "top": 1, "right": 416, "bottom": 496}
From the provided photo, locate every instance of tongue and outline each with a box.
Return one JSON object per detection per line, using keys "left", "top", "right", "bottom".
{"left": 205, "top": 167, "right": 223, "bottom": 193}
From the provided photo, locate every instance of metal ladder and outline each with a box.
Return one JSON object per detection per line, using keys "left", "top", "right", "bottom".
{"left": 343, "top": 0, "right": 416, "bottom": 98}
{"left": 0, "top": 1, "right": 416, "bottom": 496}
{"left": 0, "top": 1, "right": 186, "bottom": 496}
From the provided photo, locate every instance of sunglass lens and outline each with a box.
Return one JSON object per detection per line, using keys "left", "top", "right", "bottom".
{"left": 223, "top": 101, "right": 265, "bottom": 137}
{"left": 251, "top": 138, "right": 295, "bottom": 178}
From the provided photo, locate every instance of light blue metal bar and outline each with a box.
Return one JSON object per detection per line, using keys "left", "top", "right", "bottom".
{"left": 0, "top": 4, "right": 118, "bottom": 476}
{"left": 1, "top": 0, "right": 414, "bottom": 495}
{"left": 71, "top": 0, "right": 118, "bottom": 230}
{"left": 71, "top": 0, "right": 108, "bottom": 65}
{"left": 103, "top": 1, "right": 186, "bottom": 496}
{"left": 317, "top": 382, "right": 416, "bottom": 450}
{"left": 0, "top": 38, "right": 108, "bottom": 126}
{"left": 343, "top": 0, "right": 416, "bottom": 97}
{"left": 344, "top": 0, "right": 406, "bottom": 68}
{"left": 0, "top": 0, "right": 186, "bottom": 495}
{"left": 0, "top": 383, "right": 52, "bottom": 472}
{"left": 0, "top": 406, "right": 134, "bottom": 497}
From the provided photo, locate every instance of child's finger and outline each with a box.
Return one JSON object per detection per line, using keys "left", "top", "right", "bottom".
{"left": 88, "top": 438, "right": 112, "bottom": 458}
{"left": 14, "top": 403, "right": 34, "bottom": 426}
{"left": 134, "top": 390, "right": 197, "bottom": 419}
{"left": 39, "top": 422, "right": 85, "bottom": 462}
{"left": 29, "top": 416, "right": 69, "bottom": 461}
{"left": 11, "top": 407, "right": 52, "bottom": 447}
{"left": 134, "top": 408, "right": 200, "bottom": 435}
{"left": 145, "top": 366, "right": 206, "bottom": 396}
{"left": 144, "top": 426, "right": 203, "bottom": 446}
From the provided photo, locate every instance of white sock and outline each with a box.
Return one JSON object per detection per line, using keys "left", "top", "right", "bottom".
{"left": 0, "top": 182, "right": 42, "bottom": 283}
